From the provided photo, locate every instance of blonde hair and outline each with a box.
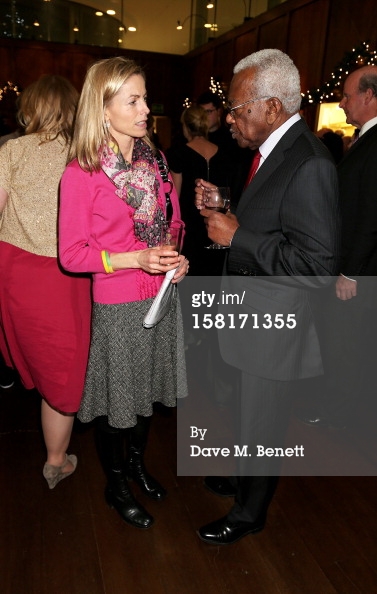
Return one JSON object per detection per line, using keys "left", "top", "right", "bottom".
{"left": 181, "top": 105, "right": 209, "bottom": 138}
{"left": 17, "top": 75, "right": 79, "bottom": 143}
{"left": 69, "top": 56, "right": 150, "bottom": 171}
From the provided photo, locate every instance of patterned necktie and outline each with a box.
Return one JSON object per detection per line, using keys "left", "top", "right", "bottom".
{"left": 244, "top": 150, "right": 261, "bottom": 188}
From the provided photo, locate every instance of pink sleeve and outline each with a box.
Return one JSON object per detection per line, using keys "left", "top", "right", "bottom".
{"left": 58, "top": 162, "right": 104, "bottom": 273}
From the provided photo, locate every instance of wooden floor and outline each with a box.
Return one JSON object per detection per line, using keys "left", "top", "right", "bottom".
{"left": 1, "top": 380, "right": 377, "bottom": 594}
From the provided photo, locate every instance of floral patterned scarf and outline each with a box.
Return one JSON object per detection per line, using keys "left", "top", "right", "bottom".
{"left": 100, "top": 138, "right": 166, "bottom": 247}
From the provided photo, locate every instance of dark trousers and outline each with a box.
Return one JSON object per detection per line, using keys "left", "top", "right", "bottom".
{"left": 228, "top": 373, "right": 296, "bottom": 523}
{"left": 303, "top": 280, "right": 377, "bottom": 425}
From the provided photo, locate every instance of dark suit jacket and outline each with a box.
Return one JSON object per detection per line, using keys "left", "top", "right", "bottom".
{"left": 219, "top": 118, "right": 340, "bottom": 381}
{"left": 229, "top": 148, "right": 254, "bottom": 209}
{"left": 337, "top": 123, "right": 377, "bottom": 276}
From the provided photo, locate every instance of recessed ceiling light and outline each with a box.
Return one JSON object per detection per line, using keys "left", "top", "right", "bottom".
{"left": 128, "top": 26, "right": 136, "bottom": 32}
{"left": 95, "top": 11, "right": 103, "bottom": 16}
{"left": 106, "top": 9, "right": 116, "bottom": 16}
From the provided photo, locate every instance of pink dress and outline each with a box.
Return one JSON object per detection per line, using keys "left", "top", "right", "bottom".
{"left": 0, "top": 243, "right": 91, "bottom": 413}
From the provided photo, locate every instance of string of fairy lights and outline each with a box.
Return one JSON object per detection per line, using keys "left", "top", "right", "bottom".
{"left": 183, "top": 76, "right": 227, "bottom": 108}
{"left": 2, "top": 43, "right": 377, "bottom": 112}
{"left": 209, "top": 76, "right": 226, "bottom": 104}
{"left": 0, "top": 81, "right": 21, "bottom": 102}
{"left": 183, "top": 42, "right": 377, "bottom": 110}
{"left": 301, "top": 42, "right": 377, "bottom": 107}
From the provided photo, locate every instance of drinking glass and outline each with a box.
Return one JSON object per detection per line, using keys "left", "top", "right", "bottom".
{"left": 203, "top": 186, "right": 231, "bottom": 249}
{"left": 159, "top": 220, "right": 184, "bottom": 279}
{"left": 160, "top": 220, "right": 184, "bottom": 254}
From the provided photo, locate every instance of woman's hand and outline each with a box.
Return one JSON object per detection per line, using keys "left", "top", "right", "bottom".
{"left": 171, "top": 255, "right": 189, "bottom": 283}
{"left": 110, "top": 247, "right": 180, "bottom": 274}
{"left": 137, "top": 247, "right": 181, "bottom": 274}
{"left": 137, "top": 249, "right": 189, "bottom": 282}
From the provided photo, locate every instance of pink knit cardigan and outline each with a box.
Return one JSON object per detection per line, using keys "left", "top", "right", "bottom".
{"left": 59, "top": 157, "right": 182, "bottom": 304}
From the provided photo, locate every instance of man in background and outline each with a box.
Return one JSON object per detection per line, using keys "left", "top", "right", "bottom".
{"left": 299, "top": 65, "right": 377, "bottom": 430}
{"left": 197, "top": 90, "right": 231, "bottom": 150}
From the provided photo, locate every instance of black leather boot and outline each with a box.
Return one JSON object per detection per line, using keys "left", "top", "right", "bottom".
{"left": 96, "top": 417, "right": 154, "bottom": 529}
{"left": 126, "top": 415, "right": 167, "bottom": 501}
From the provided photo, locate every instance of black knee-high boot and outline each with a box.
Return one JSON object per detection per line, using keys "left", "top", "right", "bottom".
{"left": 95, "top": 417, "right": 153, "bottom": 529}
{"left": 126, "top": 415, "right": 166, "bottom": 501}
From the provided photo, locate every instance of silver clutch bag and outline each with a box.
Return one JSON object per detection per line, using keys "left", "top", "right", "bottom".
{"left": 143, "top": 268, "right": 177, "bottom": 328}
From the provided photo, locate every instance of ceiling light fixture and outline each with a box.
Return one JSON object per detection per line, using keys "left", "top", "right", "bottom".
{"left": 95, "top": 11, "right": 103, "bottom": 16}
{"left": 106, "top": 9, "right": 116, "bottom": 15}
{"left": 207, "top": 3, "right": 214, "bottom": 8}
{"left": 128, "top": 26, "right": 136, "bottom": 32}
{"left": 176, "top": 14, "right": 212, "bottom": 30}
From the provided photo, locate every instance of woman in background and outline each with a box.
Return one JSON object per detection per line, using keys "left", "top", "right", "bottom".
{"left": 59, "top": 57, "right": 188, "bottom": 530}
{"left": 0, "top": 75, "right": 91, "bottom": 489}
{"left": 167, "top": 105, "right": 232, "bottom": 275}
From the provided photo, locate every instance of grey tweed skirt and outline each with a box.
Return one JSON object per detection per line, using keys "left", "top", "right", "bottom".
{"left": 78, "top": 293, "right": 187, "bottom": 428}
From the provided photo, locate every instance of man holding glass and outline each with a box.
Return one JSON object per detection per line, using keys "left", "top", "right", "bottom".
{"left": 195, "top": 49, "right": 340, "bottom": 545}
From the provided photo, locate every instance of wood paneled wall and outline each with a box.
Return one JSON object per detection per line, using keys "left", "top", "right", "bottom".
{"left": 0, "top": 37, "right": 190, "bottom": 143}
{"left": 184, "top": 0, "right": 377, "bottom": 128}
{"left": 1, "top": 0, "right": 377, "bottom": 140}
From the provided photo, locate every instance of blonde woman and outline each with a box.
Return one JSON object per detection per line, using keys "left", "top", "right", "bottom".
{"left": 59, "top": 57, "right": 188, "bottom": 530}
{"left": 0, "top": 75, "right": 91, "bottom": 489}
{"left": 167, "top": 105, "right": 232, "bottom": 275}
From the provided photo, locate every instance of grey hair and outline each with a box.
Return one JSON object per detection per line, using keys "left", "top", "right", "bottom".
{"left": 233, "top": 49, "right": 301, "bottom": 114}
{"left": 358, "top": 68, "right": 377, "bottom": 97}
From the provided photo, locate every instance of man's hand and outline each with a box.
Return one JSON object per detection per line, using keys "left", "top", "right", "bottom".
{"left": 200, "top": 210, "right": 240, "bottom": 247}
{"left": 195, "top": 178, "right": 216, "bottom": 210}
{"left": 335, "top": 274, "right": 357, "bottom": 300}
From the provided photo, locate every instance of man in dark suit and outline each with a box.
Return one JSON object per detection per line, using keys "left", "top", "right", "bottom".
{"left": 194, "top": 49, "right": 340, "bottom": 545}
{"left": 299, "top": 65, "right": 377, "bottom": 429}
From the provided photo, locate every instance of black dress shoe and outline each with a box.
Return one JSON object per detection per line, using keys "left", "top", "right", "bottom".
{"left": 198, "top": 515, "right": 265, "bottom": 545}
{"left": 297, "top": 413, "right": 347, "bottom": 430}
{"left": 204, "top": 476, "right": 237, "bottom": 497}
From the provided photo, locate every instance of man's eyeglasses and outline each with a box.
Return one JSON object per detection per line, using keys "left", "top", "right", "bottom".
{"left": 226, "top": 96, "right": 272, "bottom": 119}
